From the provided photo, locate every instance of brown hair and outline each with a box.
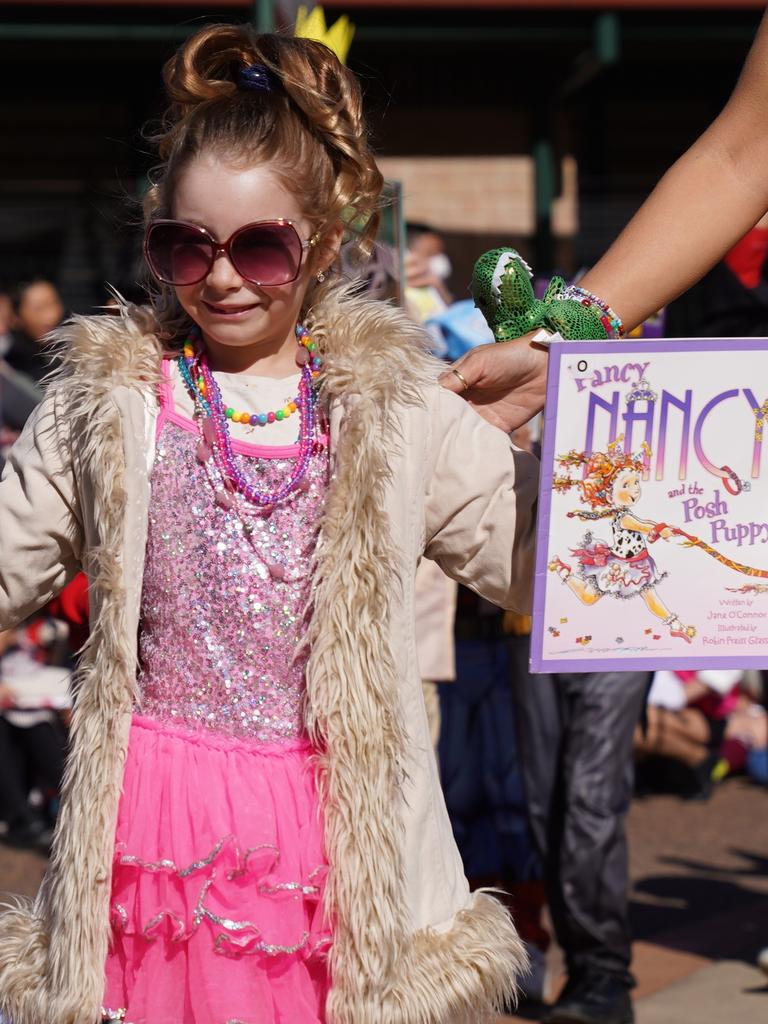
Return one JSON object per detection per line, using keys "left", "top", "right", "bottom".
{"left": 143, "top": 24, "right": 383, "bottom": 337}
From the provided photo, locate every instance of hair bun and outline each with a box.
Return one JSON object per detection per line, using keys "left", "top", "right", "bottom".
{"left": 163, "top": 24, "right": 259, "bottom": 113}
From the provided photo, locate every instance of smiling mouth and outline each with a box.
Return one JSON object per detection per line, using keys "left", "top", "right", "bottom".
{"left": 202, "top": 301, "right": 260, "bottom": 315}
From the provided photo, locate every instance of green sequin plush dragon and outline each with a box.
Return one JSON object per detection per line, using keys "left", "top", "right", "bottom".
{"left": 471, "top": 248, "right": 608, "bottom": 341}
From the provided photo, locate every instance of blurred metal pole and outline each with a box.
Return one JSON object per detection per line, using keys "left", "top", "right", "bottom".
{"left": 253, "top": 0, "right": 275, "bottom": 33}
{"left": 595, "top": 12, "right": 621, "bottom": 65}
{"left": 560, "top": 12, "right": 621, "bottom": 97}
{"left": 533, "top": 133, "right": 556, "bottom": 276}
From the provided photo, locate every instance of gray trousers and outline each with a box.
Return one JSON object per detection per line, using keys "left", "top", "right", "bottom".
{"left": 510, "top": 637, "right": 649, "bottom": 987}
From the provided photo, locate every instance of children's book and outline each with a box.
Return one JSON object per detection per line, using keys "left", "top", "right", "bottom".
{"left": 531, "top": 339, "right": 768, "bottom": 671}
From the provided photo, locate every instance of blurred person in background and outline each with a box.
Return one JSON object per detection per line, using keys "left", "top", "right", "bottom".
{"left": 0, "top": 577, "right": 86, "bottom": 859}
{"left": 508, "top": 651, "right": 649, "bottom": 1023}
{"left": 404, "top": 221, "right": 454, "bottom": 325}
{"left": 0, "top": 289, "right": 14, "bottom": 357}
{"left": 0, "top": 357, "right": 41, "bottom": 428}
{"left": 0, "top": 361, "right": 41, "bottom": 471}
{"left": 0, "top": 621, "right": 70, "bottom": 854}
{"left": 45, "top": 571, "right": 90, "bottom": 659}
{"left": 6, "top": 278, "right": 65, "bottom": 385}
{"left": 0, "top": 286, "right": 43, "bottom": 468}
{"left": 635, "top": 669, "right": 768, "bottom": 798}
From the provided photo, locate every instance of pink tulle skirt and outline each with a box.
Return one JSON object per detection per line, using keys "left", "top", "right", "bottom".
{"left": 102, "top": 715, "right": 331, "bottom": 1024}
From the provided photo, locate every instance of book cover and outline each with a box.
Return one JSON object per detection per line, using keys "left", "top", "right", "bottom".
{"left": 531, "top": 339, "right": 768, "bottom": 671}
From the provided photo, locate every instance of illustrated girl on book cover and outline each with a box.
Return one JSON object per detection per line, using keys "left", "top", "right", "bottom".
{"left": 548, "top": 440, "right": 697, "bottom": 643}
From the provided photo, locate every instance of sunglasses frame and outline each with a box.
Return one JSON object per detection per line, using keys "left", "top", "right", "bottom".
{"left": 144, "top": 218, "right": 320, "bottom": 287}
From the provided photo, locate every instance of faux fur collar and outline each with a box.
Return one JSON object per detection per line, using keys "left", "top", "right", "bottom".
{"left": 49, "top": 282, "right": 438, "bottom": 409}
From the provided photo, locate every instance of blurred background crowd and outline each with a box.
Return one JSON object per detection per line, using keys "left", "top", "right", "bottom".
{"left": 1, "top": 2, "right": 768, "bottom": 1023}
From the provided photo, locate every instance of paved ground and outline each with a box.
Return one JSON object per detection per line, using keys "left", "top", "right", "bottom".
{"left": 2, "top": 777, "right": 767, "bottom": 1022}
{"left": 0, "top": 840, "right": 46, "bottom": 902}
{"left": 503, "top": 776, "right": 768, "bottom": 1022}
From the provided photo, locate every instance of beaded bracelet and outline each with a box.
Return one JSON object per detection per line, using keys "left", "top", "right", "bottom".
{"left": 561, "top": 284, "right": 625, "bottom": 339}
{"left": 470, "top": 246, "right": 626, "bottom": 343}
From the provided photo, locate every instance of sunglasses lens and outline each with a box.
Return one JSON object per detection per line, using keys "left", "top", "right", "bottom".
{"left": 146, "top": 223, "right": 213, "bottom": 285}
{"left": 231, "top": 223, "right": 303, "bottom": 285}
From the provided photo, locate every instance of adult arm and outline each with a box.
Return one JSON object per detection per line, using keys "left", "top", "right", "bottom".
{"left": 580, "top": 8, "right": 768, "bottom": 327}
{"left": 441, "top": 10, "right": 768, "bottom": 430}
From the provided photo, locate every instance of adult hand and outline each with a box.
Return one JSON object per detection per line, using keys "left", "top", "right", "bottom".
{"left": 438, "top": 332, "right": 549, "bottom": 432}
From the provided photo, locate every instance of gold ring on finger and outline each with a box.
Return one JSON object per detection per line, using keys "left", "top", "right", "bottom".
{"left": 450, "top": 367, "right": 470, "bottom": 391}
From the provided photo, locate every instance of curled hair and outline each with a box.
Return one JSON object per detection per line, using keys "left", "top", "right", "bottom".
{"left": 553, "top": 444, "right": 649, "bottom": 519}
{"left": 143, "top": 24, "right": 383, "bottom": 339}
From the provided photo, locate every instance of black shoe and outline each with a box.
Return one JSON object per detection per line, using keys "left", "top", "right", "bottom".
{"left": 544, "top": 973, "right": 634, "bottom": 1024}
{"left": 681, "top": 751, "right": 721, "bottom": 801}
{"left": 0, "top": 818, "right": 53, "bottom": 854}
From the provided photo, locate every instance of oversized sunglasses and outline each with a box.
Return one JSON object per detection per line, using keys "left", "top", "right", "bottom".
{"left": 144, "top": 218, "right": 319, "bottom": 287}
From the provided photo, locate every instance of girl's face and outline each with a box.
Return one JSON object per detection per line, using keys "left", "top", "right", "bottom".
{"left": 612, "top": 469, "right": 641, "bottom": 507}
{"left": 171, "top": 155, "right": 339, "bottom": 371}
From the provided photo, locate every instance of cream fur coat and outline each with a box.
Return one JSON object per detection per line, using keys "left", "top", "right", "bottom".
{"left": 0, "top": 286, "right": 538, "bottom": 1024}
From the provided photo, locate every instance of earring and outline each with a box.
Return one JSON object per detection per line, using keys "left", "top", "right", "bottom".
{"left": 316, "top": 270, "right": 326, "bottom": 283}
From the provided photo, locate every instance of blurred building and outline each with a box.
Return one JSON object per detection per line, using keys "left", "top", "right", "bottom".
{"left": 0, "top": 0, "right": 763, "bottom": 309}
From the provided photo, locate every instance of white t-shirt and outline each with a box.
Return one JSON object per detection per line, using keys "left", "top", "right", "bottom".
{"left": 169, "top": 359, "right": 305, "bottom": 446}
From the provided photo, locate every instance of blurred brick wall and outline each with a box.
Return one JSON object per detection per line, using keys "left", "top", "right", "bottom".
{"left": 377, "top": 155, "right": 577, "bottom": 238}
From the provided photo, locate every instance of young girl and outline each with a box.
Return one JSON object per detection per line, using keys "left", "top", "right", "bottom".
{"left": 548, "top": 443, "right": 696, "bottom": 642}
{"left": 0, "top": 25, "right": 537, "bottom": 1024}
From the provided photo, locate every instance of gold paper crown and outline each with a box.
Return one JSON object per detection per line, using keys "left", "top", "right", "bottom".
{"left": 294, "top": 5, "right": 355, "bottom": 65}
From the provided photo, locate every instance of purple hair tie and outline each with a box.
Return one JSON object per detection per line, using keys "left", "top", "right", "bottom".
{"left": 238, "top": 63, "right": 276, "bottom": 92}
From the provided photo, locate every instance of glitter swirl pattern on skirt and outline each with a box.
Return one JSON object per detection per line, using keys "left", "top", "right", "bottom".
{"left": 136, "top": 417, "right": 328, "bottom": 743}
{"left": 102, "top": 715, "right": 331, "bottom": 1024}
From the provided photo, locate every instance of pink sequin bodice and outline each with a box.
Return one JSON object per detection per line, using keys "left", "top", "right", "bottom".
{"left": 137, "top": 387, "right": 328, "bottom": 744}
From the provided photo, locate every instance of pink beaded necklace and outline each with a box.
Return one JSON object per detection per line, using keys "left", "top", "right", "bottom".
{"left": 178, "top": 323, "right": 323, "bottom": 510}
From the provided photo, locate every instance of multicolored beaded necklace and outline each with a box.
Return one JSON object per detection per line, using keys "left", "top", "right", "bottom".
{"left": 178, "top": 323, "right": 323, "bottom": 510}
{"left": 182, "top": 325, "right": 322, "bottom": 426}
